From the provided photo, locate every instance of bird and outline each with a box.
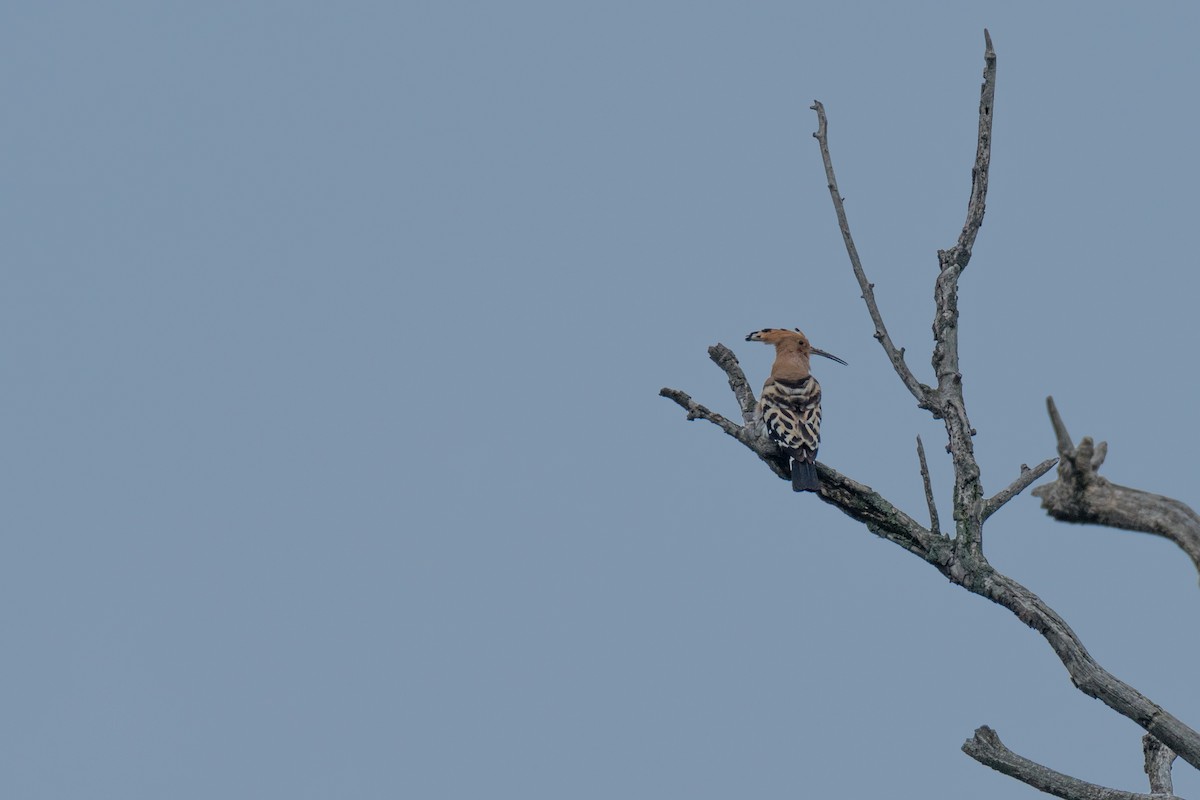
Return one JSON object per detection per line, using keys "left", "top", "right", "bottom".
{"left": 745, "top": 328, "right": 846, "bottom": 492}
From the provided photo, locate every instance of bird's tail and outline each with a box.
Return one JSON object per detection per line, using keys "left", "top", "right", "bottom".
{"left": 791, "top": 459, "right": 819, "bottom": 492}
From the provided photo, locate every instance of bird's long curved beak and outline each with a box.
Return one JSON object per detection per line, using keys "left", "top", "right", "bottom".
{"left": 811, "top": 347, "right": 847, "bottom": 366}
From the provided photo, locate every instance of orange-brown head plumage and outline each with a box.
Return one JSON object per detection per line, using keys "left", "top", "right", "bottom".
{"left": 745, "top": 328, "right": 845, "bottom": 382}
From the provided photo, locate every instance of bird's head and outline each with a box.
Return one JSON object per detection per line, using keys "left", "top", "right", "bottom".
{"left": 745, "top": 328, "right": 847, "bottom": 365}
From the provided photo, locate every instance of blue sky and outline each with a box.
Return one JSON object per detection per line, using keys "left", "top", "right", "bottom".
{"left": 4, "top": 3, "right": 1198, "bottom": 798}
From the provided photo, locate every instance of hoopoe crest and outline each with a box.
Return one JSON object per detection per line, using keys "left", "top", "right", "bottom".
{"left": 746, "top": 328, "right": 846, "bottom": 492}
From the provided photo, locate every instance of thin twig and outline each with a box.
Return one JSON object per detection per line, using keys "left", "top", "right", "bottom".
{"left": 962, "top": 726, "right": 1180, "bottom": 800}
{"left": 981, "top": 457, "right": 1058, "bottom": 520}
{"left": 816, "top": 461, "right": 944, "bottom": 561}
{"left": 915, "top": 435, "right": 940, "bottom": 534}
{"left": 657, "top": 388, "right": 747, "bottom": 440}
{"left": 809, "top": 100, "right": 931, "bottom": 410}
{"left": 658, "top": 386, "right": 790, "bottom": 481}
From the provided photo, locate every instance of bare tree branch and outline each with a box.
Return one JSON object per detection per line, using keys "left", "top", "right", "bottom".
{"left": 661, "top": 27, "right": 1200, "bottom": 794}
{"left": 658, "top": 385, "right": 790, "bottom": 482}
{"left": 982, "top": 457, "right": 1058, "bottom": 521}
{"left": 663, "top": 354, "right": 1200, "bottom": 766}
{"left": 816, "top": 462, "right": 947, "bottom": 561}
{"left": 656, "top": 403, "right": 947, "bottom": 564}
{"left": 809, "top": 100, "right": 931, "bottom": 411}
{"left": 943, "top": 27, "right": 997, "bottom": 264}
{"left": 927, "top": 28, "right": 996, "bottom": 554}
{"left": 1143, "top": 734, "right": 1176, "bottom": 796}
{"left": 708, "top": 344, "right": 758, "bottom": 425}
{"left": 916, "top": 435, "right": 940, "bottom": 534}
{"left": 1032, "top": 397, "right": 1200, "bottom": 579}
{"left": 962, "top": 726, "right": 1181, "bottom": 800}
{"left": 813, "top": 31, "right": 996, "bottom": 552}
{"left": 657, "top": 388, "right": 739, "bottom": 436}
{"left": 661, "top": 355, "right": 962, "bottom": 565}
{"left": 973, "top": 572, "right": 1200, "bottom": 768}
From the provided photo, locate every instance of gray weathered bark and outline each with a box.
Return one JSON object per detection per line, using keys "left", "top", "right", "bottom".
{"left": 1033, "top": 396, "right": 1200, "bottom": 580}
{"left": 1143, "top": 734, "right": 1177, "bottom": 796}
{"left": 660, "top": 29, "right": 1195, "bottom": 799}
{"left": 962, "top": 727, "right": 1181, "bottom": 800}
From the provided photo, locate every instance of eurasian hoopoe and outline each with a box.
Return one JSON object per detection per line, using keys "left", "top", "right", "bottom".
{"left": 746, "top": 328, "right": 846, "bottom": 492}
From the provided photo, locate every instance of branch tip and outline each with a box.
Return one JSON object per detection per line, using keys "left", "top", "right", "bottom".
{"left": 811, "top": 101, "right": 929, "bottom": 406}
{"left": 1045, "top": 395, "right": 1075, "bottom": 456}
{"left": 708, "top": 342, "right": 758, "bottom": 424}
{"left": 982, "top": 457, "right": 1057, "bottom": 520}
{"left": 916, "top": 435, "right": 940, "bottom": 534}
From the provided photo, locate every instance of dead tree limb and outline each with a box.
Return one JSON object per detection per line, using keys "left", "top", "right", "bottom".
{"left": 1143, "top": 734, "right": 1177, "bottom": 796}
{"left": 1032, "top": 396, "right": 1200, "bottom": 579}
{"left": 962, "top": 727, "right": 1182, "bottom": 800}
{"left": 659, "top": 28, "right": 1200, "bottom": 793}
{"left": 810, "top": 100, "right": 930, "bottom": 411}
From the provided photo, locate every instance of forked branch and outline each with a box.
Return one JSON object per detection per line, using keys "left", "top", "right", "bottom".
{"left": 659, "top": 28, "right": 1200, "bottom": 795}
{"left": 927, "top": 28, "right": 996, "bottom": 552}
{"left": 1033, "top": 396, "right": 1200, "bottom": 578}
{"left": 962, "top": 727, "right": 1181, "bottom": 800}
{"left": 810, "top": 101, "right": 930, "bottom": 411}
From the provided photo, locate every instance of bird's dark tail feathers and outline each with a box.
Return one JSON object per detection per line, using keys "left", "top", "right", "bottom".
{"left": 791, "top": 459, "right": 819, "bottom": 492}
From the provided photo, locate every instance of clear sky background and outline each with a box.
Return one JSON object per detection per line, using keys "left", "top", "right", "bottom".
{"left": 3, "top": 3, "right": 1198, "bottom": 798}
